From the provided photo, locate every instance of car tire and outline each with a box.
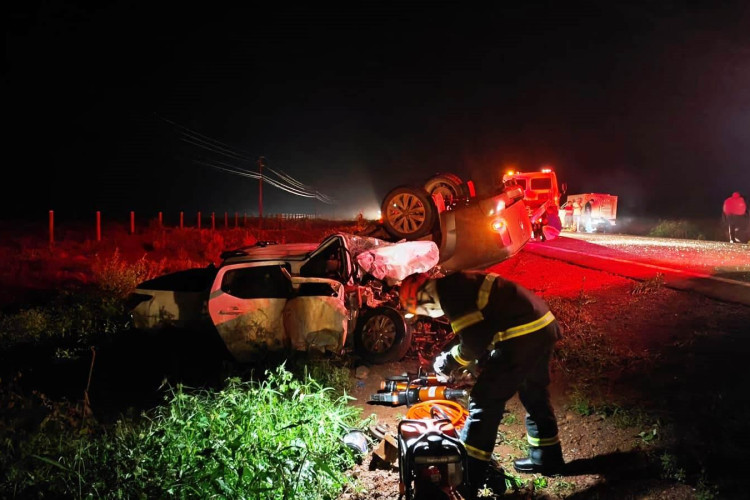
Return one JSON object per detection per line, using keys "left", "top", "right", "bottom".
{"left": 381, "top": 185, "right": 437, "bottom": 240}
{"left": 353, "top": 306, "right": 412, "bottom": 363}
{"left": 424, "top": 173, "right": 466, "bottom": 206}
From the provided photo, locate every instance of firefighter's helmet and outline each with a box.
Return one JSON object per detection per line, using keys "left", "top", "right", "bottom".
{"left": 399, "top": 273, "right": 431, "bottom": 314}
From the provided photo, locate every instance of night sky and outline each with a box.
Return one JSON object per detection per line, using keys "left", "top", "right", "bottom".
{"left": 6, "top": 1, "right": 750, "bottom": 221}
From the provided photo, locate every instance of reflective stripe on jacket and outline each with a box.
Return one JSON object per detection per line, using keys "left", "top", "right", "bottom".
{"left": 435, "top": 272, "right": 554, "bottom": 363}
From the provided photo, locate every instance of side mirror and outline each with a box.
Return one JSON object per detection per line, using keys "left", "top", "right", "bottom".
{"left": 561, "top": 182, "right": 568, "bottom": 194}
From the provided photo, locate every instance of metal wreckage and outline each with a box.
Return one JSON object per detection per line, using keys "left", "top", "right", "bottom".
{"left": 128, "top": 173, "right": 531, "bottom": 363}
{"left": 127, "top": 173, "right": 533, "bottom": 499}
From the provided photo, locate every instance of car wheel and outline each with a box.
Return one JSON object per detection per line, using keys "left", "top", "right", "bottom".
{"left": 424, "top": 173, "right": 466, "bottom": 206}
{"left": 353, "top": 307, "right": 412, "bottom": 363}
{"left": 381, "top": 186, "right": 437, "bottom": 240}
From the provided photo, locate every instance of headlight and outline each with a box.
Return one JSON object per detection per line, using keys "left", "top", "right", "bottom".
{"left": 491, "top": 219, "right": 506, "bottom": 232}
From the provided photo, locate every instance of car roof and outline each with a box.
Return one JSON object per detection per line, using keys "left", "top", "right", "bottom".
{"left": 221, "top": 242, "right": 319, "bottom": 265}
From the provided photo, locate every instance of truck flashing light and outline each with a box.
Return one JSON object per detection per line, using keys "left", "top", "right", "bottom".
{"left": 541, "top": 168, "right": 552, "bottom": 173}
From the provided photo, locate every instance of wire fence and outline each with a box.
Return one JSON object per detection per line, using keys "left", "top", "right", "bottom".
{"left": 43, "top": 210, "right": 336, "bottom": 246}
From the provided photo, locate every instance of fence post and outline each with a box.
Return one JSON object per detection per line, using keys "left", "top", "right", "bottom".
{"left": 224, "top": 212, "right": 228, "bottom": 229}
{"left": 197, "top": 211, "right": 201, "bottom": 229}
{"left": 130, "top": 211, "right": 135, "bottom": 235}
{"left": 243, "top": 212, "right": 247, "bottom": 227}
{"left": 180, "top": 211, "right": 184, "bottom": 230}
{"left": 234, "top": 212, "right": 238, "bottom": 228}
{"left": 211, "top": 212, "right": 216, "bottom": 230}
{"left": 158, "top": 211, "right": 163, "bottom": 227}
{"left": 49, "top": 210, "right": 54, "bottom": 247}
{"left": 96, "top": 211, "right": 101, "bottom": 242}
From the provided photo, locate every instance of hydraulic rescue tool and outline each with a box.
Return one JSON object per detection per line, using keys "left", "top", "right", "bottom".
{"left": 369, "top": 371, "right": 471, "bottom": 500}
{"left": 368, "top": 373, "right": 468, "bottom": 407}
{"left": 398, "top": 417, "right": 467, "bottom": 500}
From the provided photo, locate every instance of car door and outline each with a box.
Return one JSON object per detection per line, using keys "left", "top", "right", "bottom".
{"left": 299, "top": 234, "right": 352, "bottom": 283}
{"left": 284, "top": 277, "right": 348, "bottom": 353}
{"left": 208, "top": 262, "right": 292, "bottom": 362}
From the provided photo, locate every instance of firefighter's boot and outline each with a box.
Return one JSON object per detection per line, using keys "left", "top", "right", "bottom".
{"left": 513, "top": 443, "right": 564, "bottom": 475}
{"left": 458, "top": 457, "right": 507, "bottom": 499}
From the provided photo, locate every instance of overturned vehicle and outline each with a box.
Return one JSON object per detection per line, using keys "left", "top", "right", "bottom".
{"left": 129, "top": 176, "right": 532, "bottom": 363}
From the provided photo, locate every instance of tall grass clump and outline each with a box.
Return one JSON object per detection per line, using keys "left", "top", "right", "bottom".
{"left": 91, "top": 248, "right": 162, "bottom": 298}
{"left": 0, "top": 249, "right": 164, "bottom": 350}
{"left": 0, "top": 289, "right": 129, "bottom": 351}
{"left": 2, "top": 365, "right": 363, "bottom": 499}
{"left": 648, "top": 220, "right": 705, "bottom": 240}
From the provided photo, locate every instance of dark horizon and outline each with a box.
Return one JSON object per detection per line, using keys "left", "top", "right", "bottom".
{"left": 5, "top": 2, "right": 750, "bottom": 221}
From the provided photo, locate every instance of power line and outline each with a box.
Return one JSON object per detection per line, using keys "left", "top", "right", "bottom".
{"left": 156, "top": 113, "right": 336, "bottom": 203}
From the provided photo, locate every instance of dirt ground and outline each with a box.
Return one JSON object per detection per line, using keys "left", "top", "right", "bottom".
{"left": 340, "top": 252, "right": 750, "bottom": 499}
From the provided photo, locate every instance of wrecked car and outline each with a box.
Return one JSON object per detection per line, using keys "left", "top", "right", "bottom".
{"left": 375, "top": 172, "right": 531, "bottom": 271}
{"left": 129, "top": 174, "right": 532, "bottom": 363}
{"left": 130, "top": 234, "right": 441, "bottom": 363}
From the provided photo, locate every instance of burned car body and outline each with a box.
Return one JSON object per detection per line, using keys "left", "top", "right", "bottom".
{"left": 130, "top": 175, "right": 532, "bottom": 363}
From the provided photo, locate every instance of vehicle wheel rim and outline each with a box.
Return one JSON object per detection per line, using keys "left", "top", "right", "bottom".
{"left": 431, "top": 183, "right": 457, "bottom": 205}
{"left": 386, "top": 193, "right": 426, "bottom": 234}
{"left": 361, "top": 315, "right": 397, "bottom": 354}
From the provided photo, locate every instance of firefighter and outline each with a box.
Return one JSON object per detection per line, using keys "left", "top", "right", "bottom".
{"left": 400, "top": 271, "right": 564, "bottom": 498}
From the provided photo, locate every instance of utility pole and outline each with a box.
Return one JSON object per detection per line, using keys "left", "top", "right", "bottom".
{"left": 257, "top": 156, "right": 266, "bottom": 221}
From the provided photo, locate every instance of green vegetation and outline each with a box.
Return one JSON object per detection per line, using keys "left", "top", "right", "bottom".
{"left": 660, "top": 452, "right": 687, "bottom": 483}
{"left": 0, "top": 289, "right": 129, "bottom": 351}
{"left": 0, "top": 249, "right": 161, "bottom": 351}
{"left": 501, "top": 412, "right": 519, "bottom": 425}
{"left": 496, "top": 430, "right": 528, "bottom": 453}
{"left": 550, "top": 479, "right": 576, "bottom": 495}
{"left": 1, "top": 365, "right": 362, "bottom": 499}
{"left": 648, "top": 219, "right": 706, "bottom": 240}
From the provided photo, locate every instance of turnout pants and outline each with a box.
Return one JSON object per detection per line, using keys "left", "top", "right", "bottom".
{"left": 460, "top": 322, "right": 560, "bottom": 464}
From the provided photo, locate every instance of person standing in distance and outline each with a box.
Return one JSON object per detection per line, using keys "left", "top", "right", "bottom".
{"left": 723, "top": 192, "right": 748, "bottom": 243}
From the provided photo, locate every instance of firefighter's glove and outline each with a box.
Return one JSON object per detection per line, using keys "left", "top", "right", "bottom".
{"left": 433, "top": 351, "right": 461, "bottom": 383}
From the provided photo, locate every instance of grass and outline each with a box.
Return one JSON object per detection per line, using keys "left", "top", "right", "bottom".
{"left": 648, "top": 219, "right": 706, "bottom": 240}
{"left": 496, "top": 430, "right": 528, "bottom": 453}
{"left": 1, "top": 364, "right": 364, "bottom": 499}
{"left": 0, "top": 248, "right": 168, "bottom": 352}
{"left": 0, "top": 288, "right": 130, "bottom": 352}
{"left": 501, "top": 412, "right": 519, "bottom": 425}
{"left": 660, "top": 452, "right": 687, "bottom": 483}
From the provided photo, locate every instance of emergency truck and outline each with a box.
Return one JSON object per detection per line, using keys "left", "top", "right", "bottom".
{"left": 502, "top": 168, "right": 618, "bottom": 233}
{"left": 501, "top": 168, "right": 564, "bottom": 230}
{"left": 502, "top": 168, "right": 562, "bottom": 213}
